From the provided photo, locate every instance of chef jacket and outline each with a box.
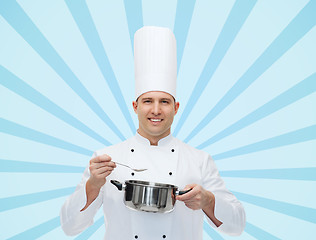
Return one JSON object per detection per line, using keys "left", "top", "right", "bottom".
{"left": 60, "top": 133, "right": 246, "bottom": 239}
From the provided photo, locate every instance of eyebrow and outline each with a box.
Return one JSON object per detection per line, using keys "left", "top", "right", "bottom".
{"left": 141, "top": 97, "right": 172, "bottom": 101}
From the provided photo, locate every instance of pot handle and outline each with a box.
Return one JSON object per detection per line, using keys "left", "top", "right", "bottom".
{"left": 110, "top": 180, "right": 123, "bottom": 191}
{"left": 178, "top": 188, "right": 192, "bottom": 195}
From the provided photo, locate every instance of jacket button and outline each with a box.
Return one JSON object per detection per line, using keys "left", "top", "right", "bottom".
{"left": 131, "top": 149, "right": 135, "bottom": 152}
{"left": 163, "top": 235, "right": 166, "bottom": 238}
{"left": 131, "top": 172, "right": 135, "bottom": 176}
{"left": 171, "top": 149, "right": 175, "bottom": 152}
{"left": 134, "top": 235, "right": 138, "bottom": 239}
{"left": 169, "top": 172, "right": 172, "bottom": 176}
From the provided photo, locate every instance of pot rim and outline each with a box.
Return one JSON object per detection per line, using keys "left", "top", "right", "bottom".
{"left": 125, "top": 180, "right": 177, "bottom": 189}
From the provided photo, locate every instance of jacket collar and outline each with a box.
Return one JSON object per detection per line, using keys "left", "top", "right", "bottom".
{"left": 135, "top": 132, "right": 174, "bottom": 147}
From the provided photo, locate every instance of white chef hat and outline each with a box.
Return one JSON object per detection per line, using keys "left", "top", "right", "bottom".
{"left": 134, "top": 26, "right": 177, "bottom": 100}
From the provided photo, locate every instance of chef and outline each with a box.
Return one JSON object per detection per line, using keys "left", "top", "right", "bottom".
{"left": 60, "top": 26, "right": 246, "bottom": 239}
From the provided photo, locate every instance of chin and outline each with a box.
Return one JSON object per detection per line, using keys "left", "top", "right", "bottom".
{"left": 150, "top": 130, "right": 169, "bottom": 138}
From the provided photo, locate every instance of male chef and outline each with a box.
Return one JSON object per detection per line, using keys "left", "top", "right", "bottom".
{"left": 60, "top": 26, "right": 246, "bottom": 239}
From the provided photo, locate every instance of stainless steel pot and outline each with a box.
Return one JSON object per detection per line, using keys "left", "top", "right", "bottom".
{"left": 111, "top": 180, "right": 191, "bottom": 213}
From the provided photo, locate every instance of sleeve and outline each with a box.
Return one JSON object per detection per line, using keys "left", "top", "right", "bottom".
{"left": 202, "top": 154, "right": 246, "bottom": 236}
{"left": 59, "top": 153, "right": 104, "bottom": 236}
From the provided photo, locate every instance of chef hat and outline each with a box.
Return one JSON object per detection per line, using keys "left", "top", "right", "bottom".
{"left": 134, "top": 26, "right": 177, "bottom": 100}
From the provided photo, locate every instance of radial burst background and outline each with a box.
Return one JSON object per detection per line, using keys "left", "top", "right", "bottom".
{"left": 1, "top": 0, "right": 316, "bottom": 239}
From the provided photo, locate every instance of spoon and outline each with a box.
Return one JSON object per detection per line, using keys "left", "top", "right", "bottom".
{"left": 113, "top": 161, "right": 148, "bottom": 172}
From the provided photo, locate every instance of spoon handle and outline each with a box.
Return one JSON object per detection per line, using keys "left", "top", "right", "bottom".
{"left": 112, "top": 161, "right": 147, "bottom": 172}
{"left": 113, "top": 161, "right": 130, "bottom": 169}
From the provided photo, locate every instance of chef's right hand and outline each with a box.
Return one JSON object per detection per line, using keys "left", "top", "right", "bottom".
{"left": 88, "top": 154, "right": 116, "bottom": 189}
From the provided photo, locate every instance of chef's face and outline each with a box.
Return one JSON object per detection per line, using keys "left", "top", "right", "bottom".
{"left": 133, "top": 91, "right": 179, "bottom": 145}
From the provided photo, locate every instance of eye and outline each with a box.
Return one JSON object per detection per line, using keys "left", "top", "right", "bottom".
{"left": 161, "top": 100, "right": 170, "bottom": 104}
{"left": 143, "top": 100, "right": 152, "bottom": 103}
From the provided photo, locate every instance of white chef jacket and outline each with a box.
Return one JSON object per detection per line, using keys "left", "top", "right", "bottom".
{"left": 60, "top": 133, "right": 245, "bottom": 239}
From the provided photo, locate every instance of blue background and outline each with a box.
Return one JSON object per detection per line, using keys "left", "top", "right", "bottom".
{"left": 0, "top": 0, "right": 315, "bottom": 239}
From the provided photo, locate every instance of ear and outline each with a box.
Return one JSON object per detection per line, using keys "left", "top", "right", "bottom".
{"left": 174, "top": 102, "right": 180, "bottom": 115}
{"left": 132, "top": 101, "right": 138, "bottom": 114}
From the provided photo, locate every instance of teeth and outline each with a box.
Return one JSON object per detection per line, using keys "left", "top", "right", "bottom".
{"left": 151, "top": 119, "right": 161, "bottom": 122}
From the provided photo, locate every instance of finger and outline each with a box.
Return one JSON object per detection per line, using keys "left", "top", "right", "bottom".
{"left": 101, "top": 169, "right": 116, "bottom": 179}
{"left": 90, "top": 166, "right": 114, "bottom": 177}
{"left": 90, "top": 165, "right": 114, "bottom": 176}
{"left": 94, "top": 166, "right": 114, "bottom": 174}
{"left": 176, "top": 186, "right": 198, "bottom": 201}
{"left": 98, "top": 154, "right": 112, "bottom": 162}
{"left": 104, "top": 170, "right": 114, "bottom": 178}
{"left": 182, "top": 197, "right": 199, "bottom": 203}
{"left": 185, "top": 183, "right": 198, "bottom": 189}
{"left": 90, "top": 158, "right": 116, "bottom": 169}
{"left": 94, "top": 161, "right": 116, "bottom": 169}
{"left": 89, "top": 162, "right": 105, "bottom": 172}
{"left": 177, "top": 190, "right": 196, "bottom": 201}
{"left": 91, "top": 155, "right": 111, "bottom": 164}
{"left": 182, "top": 194, "right": 201, "bottom": 204}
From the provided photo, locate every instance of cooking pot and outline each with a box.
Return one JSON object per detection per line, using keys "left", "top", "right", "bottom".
{"left": 111, "top": 180, "right": 191, "bottom": 213}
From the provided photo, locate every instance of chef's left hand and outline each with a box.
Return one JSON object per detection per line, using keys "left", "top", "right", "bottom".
{"left": 177, "top": 184, "right": 223, "bottom": 227}
{"left": 176, "top": 184, "right": 214, "bottom": 211}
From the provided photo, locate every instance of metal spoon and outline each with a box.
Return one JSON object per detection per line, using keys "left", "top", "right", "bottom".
{"left": 113, "top": 161, "right": 148, "bottom": 172}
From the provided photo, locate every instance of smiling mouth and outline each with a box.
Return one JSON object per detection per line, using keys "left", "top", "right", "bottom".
{"left": 149, "top": 118, "right": 162, "bottom": 122}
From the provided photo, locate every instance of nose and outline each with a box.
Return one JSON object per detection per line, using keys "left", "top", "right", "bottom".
{"left": 152, "top": 102, "right": 161, "bottom": 115}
